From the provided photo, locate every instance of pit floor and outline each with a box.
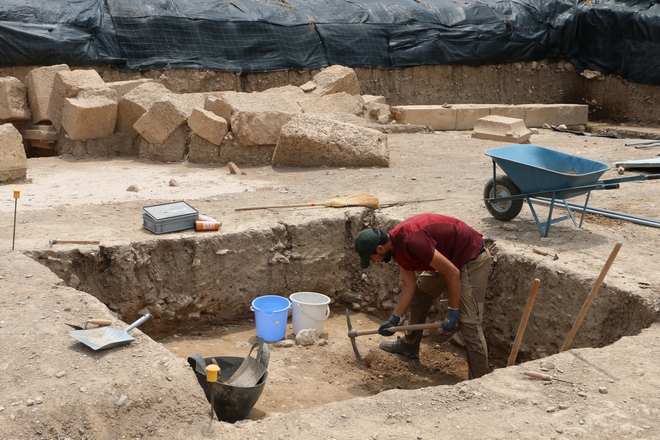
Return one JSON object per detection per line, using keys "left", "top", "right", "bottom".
{"left": 159, "top": 309, "right": 468, "bottom": 419}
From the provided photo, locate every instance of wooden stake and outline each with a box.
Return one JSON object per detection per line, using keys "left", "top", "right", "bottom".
{"left": 560, "top": 242, "right": 622, "bottom": 352}
{"left": 507, "top": 278, "right": 540, "bottom": 366}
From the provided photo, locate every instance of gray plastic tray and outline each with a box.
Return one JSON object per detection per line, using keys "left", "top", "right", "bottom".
{"left": 142, "top": 201, "right": 198, "bottom": 234}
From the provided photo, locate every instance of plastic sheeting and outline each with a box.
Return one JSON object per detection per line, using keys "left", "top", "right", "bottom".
{"left": 0, "top": 0, "right": 658, "bottom": 85}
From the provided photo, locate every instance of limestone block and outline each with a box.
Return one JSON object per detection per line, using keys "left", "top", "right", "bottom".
{"left": 62, "top": 95, "right": 118, "bottom": 141}
{"left": 188, "top": 133, "right": 221, "bottom": 164}
{"left": 47, "top": 70, "right": 106, "bottom": 131}
{"left": 558, "top": 104, "right": 588, "bottom": 126}
{"left": 489, "top": 105, "right": 526, "bottom": 120}
{"left": 138, "top": 125, "right": 192, "bottom": 162}
{"left": 24, "top": 64, "right": 70, "bottom": 124}
{"left": 471, "top": 115, "right": 532, "bottom": 143}
{"left": 133, "top": 95, "right": 194, "bottom": 145}
{"left": 391, "top": 105, "right": 456, "bottom": 130}
{"left": 272, "top": 114, "right": 389, "bottom": 167}
{"left": 58, "top": 132, "right": 135, "bottom": 158}
{"left": 116, "top": 82, "right": 170, "bottom": 138}
{"left": 0, "top": 123, "right": 27, "bottom": 183}
{"left": 298, "top": 92, "right": 365, "bottom": 116}
{"left": 364, "top": 102, "right": 391, "bottom": 123}
{"left": 0, "top": 77, "right": 31, "bottom": 122}
{"left": 205, "top": 90, "right": 303, "bottom": 138}
{"left": 263, "top": 85, "right": 305, "bottom": 96}
{"left": 311, "top": 65, "right": 361, "bottom": 96}
{"left": 219, "top": 135, "right": 275, "bottom": 166}
{"left": 188, "top": 108, "right": 228, "bottom": 146}
{"left": 361, "top": 95, "right": 387, "bottom": 105}
{"left": 107, "top": 78, "right": 153, "bottom": 99}
{"left": 453, "top": 104, "right": 491, "bottom": 130}
{"left": 522, "top": 104, "right": 559, "bottom": 128}
{"left": 21, "top": 125, "right": 59, "bottom": 142}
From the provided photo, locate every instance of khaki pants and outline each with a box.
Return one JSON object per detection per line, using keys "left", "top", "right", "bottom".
{"left": 402, "top": 249, "right": 492, "bottom": 379}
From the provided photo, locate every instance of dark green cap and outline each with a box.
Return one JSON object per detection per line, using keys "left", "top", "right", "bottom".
{"left": 354, "top": 228, "right": 381, "bottom": 269}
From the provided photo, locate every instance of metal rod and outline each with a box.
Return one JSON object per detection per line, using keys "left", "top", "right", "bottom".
{"left": 530, "top": 198, "right": 660, "bottom": 228}
{"left": 12, "top": 198, "right": 17, "bottom": 251}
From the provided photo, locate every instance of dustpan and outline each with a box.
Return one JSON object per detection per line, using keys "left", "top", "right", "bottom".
{"left": 226, "top": 339, "right": 267, "bottom": 388}
{"left": 69, "top": 314, "right": 151, "bottom": 351}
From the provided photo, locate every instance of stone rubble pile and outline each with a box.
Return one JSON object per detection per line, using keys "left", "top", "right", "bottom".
{"left": 0, "top": 64, "right": 395, "bottom": 183}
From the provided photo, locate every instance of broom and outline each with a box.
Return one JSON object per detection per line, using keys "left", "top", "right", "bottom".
{"left": 235, "top": 193, "right": 379, "bottom": 211}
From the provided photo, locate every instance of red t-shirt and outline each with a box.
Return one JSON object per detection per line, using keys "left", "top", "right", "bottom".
{"left": 389, "top": 213, "right": 483, "bottom": 271}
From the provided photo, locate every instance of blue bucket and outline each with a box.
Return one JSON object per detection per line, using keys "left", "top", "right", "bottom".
{"left": 251, "top": 295, "right": 291, "bottom": 342}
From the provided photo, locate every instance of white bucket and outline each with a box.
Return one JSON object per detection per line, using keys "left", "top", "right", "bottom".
{"left": 289, "top": 292, "right": 331, "bottom": 335}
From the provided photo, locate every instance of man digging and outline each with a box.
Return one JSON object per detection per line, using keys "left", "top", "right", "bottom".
{"left": 354, "top": 213, "right": 492, "bottom": 379}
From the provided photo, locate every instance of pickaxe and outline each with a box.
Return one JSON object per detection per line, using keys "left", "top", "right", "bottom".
{"left": 49, "top": 238, "right": 100, "bottom": 247}
{"left": 346, "top": 309, "right": 448, "bottom": 363}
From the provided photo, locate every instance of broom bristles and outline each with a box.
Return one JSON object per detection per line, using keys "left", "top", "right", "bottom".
{"left": 324, "top": 193, "right": 379, "bottom": 209}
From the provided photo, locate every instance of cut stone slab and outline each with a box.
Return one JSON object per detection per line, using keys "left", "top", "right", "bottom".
{"left": 272, "top": 114, "right": 389, "bottom": 167}
{"left": 107, "top": 79, "right": 154, "bottom": 99}
{"left": 188, "top": 133, "right": 221, "bottom": 164}
{"left": 116, "top": 82, "right": 171, "bottom": 138}
{"left": 391, "top": 105, "right": 456, "bottom": 130}
{"left": 47, "top": 69, "right": 107, "bottom": 131}
{"left": 24, "top": 64, "right": 70, "bottom": 124}
{"left": 558, "top": 104, "right": 589, "bottom": 126}
{"left": 521, "top": 104, "right": 559, "bottom": 128}
{"left": 138, "top": 125, "right": 192, "bottom": 162}
{"left": 205, "top": 90, "right": 303, "bottom": 146}
{"left": 0, "top": 77, "right": 31, "bottom": 122}
{"left": 453, "top": 104, "right": 491, "bottom": 131}
{"left": 472, "top": 115, "right": 532, "bottom": 143}
{"left": 188, "top": 108, "right": 228, "bottom": 146}
{"left": 133, "top": 94, "right": 201, "bottom": 145}
{"left": 489, "top": 105, "right": 526, "bottom": 121}
{"left": 297, "top": 92, "right": 364, "bottom": 116}
{"left": 310, "top": 65, "right": 361, "bottom": 96}
{"left": 0, "top": 123, "right": 27, "bottom": 183}
{"left": 61, "top": 94, "right": 118, "bottom": 141}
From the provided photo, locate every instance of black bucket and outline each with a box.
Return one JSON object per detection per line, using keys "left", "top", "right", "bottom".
{"left": 188, "top": 354, "right": 268, "bottom": 423}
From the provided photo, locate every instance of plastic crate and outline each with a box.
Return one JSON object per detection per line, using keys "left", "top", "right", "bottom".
{"left": 142, "top": 201, "right": 198, "bottom": 234}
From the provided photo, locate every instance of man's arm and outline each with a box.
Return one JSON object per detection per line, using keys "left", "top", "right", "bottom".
{"left": 392, "top": 267, "right": 417, "bottom": 317}
{"left": 429, "top": 249, "right": 461, "bottom": 308}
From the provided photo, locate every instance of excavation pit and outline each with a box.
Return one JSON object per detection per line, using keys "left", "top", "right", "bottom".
{"left": 4, "top": 129, "right": 660, "bottom": 438}
{"left": 29, "top": 215, "right": 657, "bottom": 421}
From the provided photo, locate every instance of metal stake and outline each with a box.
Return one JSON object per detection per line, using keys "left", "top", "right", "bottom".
{"left": 12, "top": 190, "right": 20, "bottom": 250}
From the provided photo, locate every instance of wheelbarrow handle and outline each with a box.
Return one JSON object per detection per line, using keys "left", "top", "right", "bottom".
{"left": 602, "top": 183, "right": 620, "bottom": 190}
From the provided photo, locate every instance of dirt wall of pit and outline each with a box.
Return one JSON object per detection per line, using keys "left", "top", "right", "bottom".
{"left": 2, "top": 61, "right": 659, "bottom": 126}
{"left": 29, "top": 211, "right": 659, "bottom": 366}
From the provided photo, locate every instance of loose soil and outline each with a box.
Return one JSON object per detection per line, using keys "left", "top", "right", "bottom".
{"left": 1, "top": 127, "right": 659, "bottom": 439}
{"left": 160, "top": 310, "right": 467, "bottom": 419}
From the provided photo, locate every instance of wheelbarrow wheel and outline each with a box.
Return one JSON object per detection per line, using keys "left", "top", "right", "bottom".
{"left": 484, "top": 175, "right": 524, "bottom": 221}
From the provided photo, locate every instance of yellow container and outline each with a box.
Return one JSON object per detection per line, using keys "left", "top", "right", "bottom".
{"left": 206, "top": 364, "right": 220, "bottom": 383}
{"left": 13, "top": 189, "right": 20, "bottom": 199}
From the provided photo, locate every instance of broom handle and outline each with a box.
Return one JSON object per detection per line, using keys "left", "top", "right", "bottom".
{"left": 235, "top": 203, "right": 325, "bottom": 211}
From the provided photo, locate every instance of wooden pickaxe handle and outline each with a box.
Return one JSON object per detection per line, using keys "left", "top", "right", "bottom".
{"left": 346, "top": 309, "right": 449, "bottom": 363}
{"left": 348, "top": 321, "right": 443, "bottom": 338}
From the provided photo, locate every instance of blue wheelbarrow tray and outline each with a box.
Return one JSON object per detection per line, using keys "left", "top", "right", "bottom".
{"left": 485, "top": 145, "right": 610, "bottom": 199}
{"left": 484, "top": 144, "right": 612, "bottom": 237}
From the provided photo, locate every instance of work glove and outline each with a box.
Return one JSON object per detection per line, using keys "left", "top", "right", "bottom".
{"left": 378, "top": 314, "right": 401, "bottom": 336}
{"left": 442, "top": 307, "right": 459, "bottom": 332}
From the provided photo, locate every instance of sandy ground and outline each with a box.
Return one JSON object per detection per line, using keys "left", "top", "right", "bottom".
{"left": 1, "top": 128, "right": 660, "bottom": 439}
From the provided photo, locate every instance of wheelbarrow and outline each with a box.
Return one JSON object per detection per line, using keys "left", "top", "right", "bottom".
{"left": 483, "top": 145, "right": 660, "bottom": 237}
